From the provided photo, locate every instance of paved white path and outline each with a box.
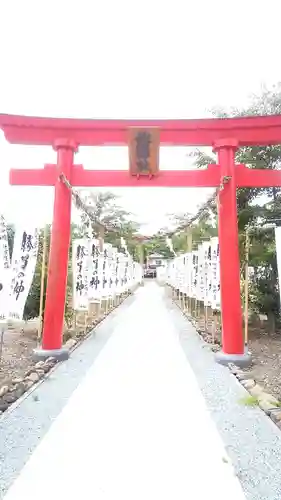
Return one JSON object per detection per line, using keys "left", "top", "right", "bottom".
{"left": 4, "top": 283, "right": 246, "bottom": 500}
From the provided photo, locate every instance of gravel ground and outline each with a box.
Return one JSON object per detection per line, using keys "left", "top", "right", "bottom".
{"left": 165, "top": 297, "right": 281, "bottom": 500}
{"left": 0, "top": 324, "right": 38, "bottom": 386}
{"left": 0, "top": 293, "right": 135, "bottom": 499}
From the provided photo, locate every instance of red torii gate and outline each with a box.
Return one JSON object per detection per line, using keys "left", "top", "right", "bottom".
{"left": 1, "top": 113, "right": 281, "bottom": 366}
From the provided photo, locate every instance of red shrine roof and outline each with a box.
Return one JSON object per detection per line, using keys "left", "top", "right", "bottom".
{"left": 1, "top": 113, "right": 281, "bottom": 146}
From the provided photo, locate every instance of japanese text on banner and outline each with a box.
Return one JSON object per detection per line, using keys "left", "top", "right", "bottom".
{"left": 9, "top": 226, "right": 39, "bottom": 321}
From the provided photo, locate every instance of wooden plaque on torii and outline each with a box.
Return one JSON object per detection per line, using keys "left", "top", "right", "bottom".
{"left": 128, "top": 128, "right": 160, "bottom": 177}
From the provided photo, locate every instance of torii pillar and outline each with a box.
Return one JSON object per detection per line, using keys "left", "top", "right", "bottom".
{"left": 33, "top": 139, "right": 78, "bottom": 360}
{"left": 213, "top": 139, "right": 251, "bottom": 367}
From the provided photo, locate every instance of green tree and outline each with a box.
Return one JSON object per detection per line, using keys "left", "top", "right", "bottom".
{"left": 141, "top": 234, "right": 174, "bottom": 262}
{"left": 80, "top": 192, "right": 132, "bottom": 235}
{"left": 191, "top": 84, "right": 281, "bottom": 328}
{"left": 247, "top": 227, "right": 279, "bottom": 332}
{"left": 167, "top": 212, "right": 217, "bottom": 253}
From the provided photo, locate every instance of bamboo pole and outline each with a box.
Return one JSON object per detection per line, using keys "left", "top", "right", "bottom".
{"left": 244, "top": 230, "right": 250, "bottom": 346}
{"left": 204, "top": 306, "right": 208, "bottom": 331}
{"left": 98, "top": 225, "right": 105, "bottom": 252}
{"left": 194, "top": 298, "right": 197, "bottom": 317}
{"left": 186, "top": 230, "right": 193, "bottom": 253}
{"left": 38, "top": 225, "right": 48, "bottom": 342}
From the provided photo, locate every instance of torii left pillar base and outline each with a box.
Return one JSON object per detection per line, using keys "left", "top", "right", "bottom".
{"left": 32, "top": 347, "right": 69, "bottom": 362}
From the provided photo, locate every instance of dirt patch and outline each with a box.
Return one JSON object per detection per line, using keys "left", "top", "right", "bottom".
{"left": 245, "top": 331, "right": 281, "bottom": 400}
{"left": 0, "top": 326, "right": 38, "bottom": 386}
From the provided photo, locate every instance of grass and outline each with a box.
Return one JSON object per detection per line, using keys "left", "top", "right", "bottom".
{"left": 239, "top": 395, "right": 259, "bottom": 406}
{"left": 239, "top": 395, "right": 281, "bottom": 408}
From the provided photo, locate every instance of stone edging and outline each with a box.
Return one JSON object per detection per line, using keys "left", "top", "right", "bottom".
{"left": 228, "top": 363, "right": 281, "bottom": 429}
{"left": 0, "top": 357, "right": 58, "bottom": 415}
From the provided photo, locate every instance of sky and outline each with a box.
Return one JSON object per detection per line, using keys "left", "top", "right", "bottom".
{"left": 0, "top": 0, "right": 280, "bottom": 234}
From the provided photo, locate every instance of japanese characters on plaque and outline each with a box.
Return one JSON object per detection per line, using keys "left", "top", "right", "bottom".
{"left": 8, "top": 226, "right": 39, "bottom": 321}
{"left": 128, "top": 128, "right": 160, "bottom": 177}
{"left": 165, "top": 236, "right": 221, "bottom": 310}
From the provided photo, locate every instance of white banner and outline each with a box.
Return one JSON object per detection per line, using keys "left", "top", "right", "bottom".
{"left": 191, "top": 251, "right": 198, "bottom": 298}
{"left": 210, "top": 237, "right": 220, "bottom": 310}
{"left": 100, "top": 244, "right": 112, "bottom": 299}
{"left": 109, "top": 246, "right": 118, "bottom": 297}
{"left": 204, "top": 242, "right": 212, "bottom": 307}
{"left": 73, "top": 237, "right": 142, "bottom": 306}
{"left": 0, "top": 215, "right": 11, "bottom": 321}
{"left": 120, "top": 237, "right": 128, "bottom": 254}
{"left": 275, "top": 227, "right": 281, "bottom": 304}
{"left": 166, "top": 236, "right": 176, "bottom": 256}
{"left": 8, "top": 225, "right": 39, "bottom": 321}
{"left": 197, "top": 244, "right": 205, "bottom": 301}
{"left": 72, "top": 239, "right": 90, "bottom": 311}
{"left": 164, "top": 236, "right": 220, "bottom": 310}
{"left": 88, "top": 239, "right": 102, "bottom": 302}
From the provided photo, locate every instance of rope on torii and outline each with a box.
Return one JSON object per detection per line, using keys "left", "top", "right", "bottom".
{"left": 59, "top": 173, "right": 123, "bottom": 238}
{"left": 162, "top": 175, "right": 231, "bottom": 241}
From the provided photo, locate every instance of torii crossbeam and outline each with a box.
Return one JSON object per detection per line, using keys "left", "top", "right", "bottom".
{"left": 1, "top": 113, "right": 281, "bottom": 366}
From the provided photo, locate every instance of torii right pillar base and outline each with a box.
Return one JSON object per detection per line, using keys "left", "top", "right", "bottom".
{"left": 215, "top": 348, "right": 252, "bottom": 368}
{"left": 32, "top": 347, "right": 69, "bottom": 362}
